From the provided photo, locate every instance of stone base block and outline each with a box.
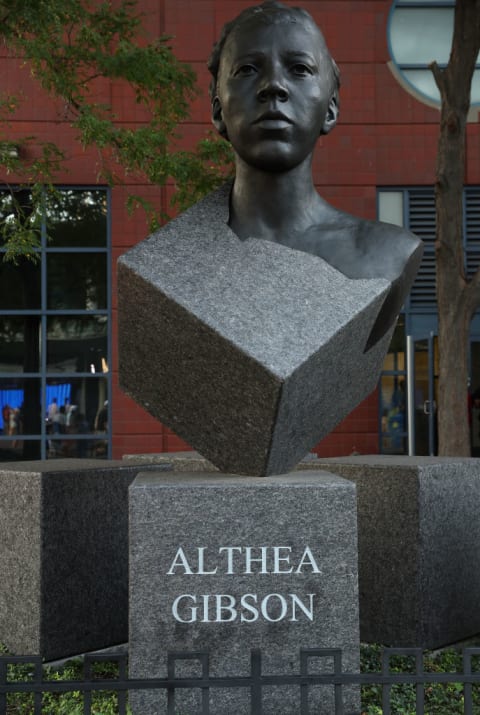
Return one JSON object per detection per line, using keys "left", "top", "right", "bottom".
{"left": 121, "top": 449, "right": 322, "bottom": 471}
{"left": 129, "top": 469, "right": 360, "bottom": 715}
{"left": 313, "top": 456, "right": 480, "bottom": 648}
{"left": 0, "top": 459, "right": 142, "bottom": 660}
{"left": 122, "top": 449, "right": 218, "bottom": 471}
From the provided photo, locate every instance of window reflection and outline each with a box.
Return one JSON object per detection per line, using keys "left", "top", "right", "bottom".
{"left": 388, "top": 3, "right": 480, "bottom": 106}
{"left": 0, "top": 188, "right": 42, "bottom": 249}
{"left": 0, "top": 377, "right": 109, "bottom": 460}
{"left": 46, "top": 377, "right": 108, "bottom": 458}
{"left": 380, "top": 375, "right": 407, "bottom": 454}
{"left": 47, "top": 316, "right": 108, "bottom": 373}
{"left": 45, "top": 189, "right": 107, "bottom": 248}
{"left": 0, "top": 316, "right": 42, "bottom": 373}
{"left": 0, "top": 317, "right": 29, "bottom": 372}
{"left": 0, "top": 377, "right": 42, "bottom": 460}
{"left": 0, "top": 256, "right": 41, "bottom": 309}
{"left": 47, "top": 253, "right": 107, "bottom": 310}
{"left": 390, "top": 8, "right": 453, "bottom": 65}
{"left": 0, "top": 186, "right": 109, "bottom": 460}
{"left": 379, "top": 320, "right": 407, "bottom": 455}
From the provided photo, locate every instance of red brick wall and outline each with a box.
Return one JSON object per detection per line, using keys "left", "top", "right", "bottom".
{"left": 4, "top": 1, "right": 479, "bottom": 459}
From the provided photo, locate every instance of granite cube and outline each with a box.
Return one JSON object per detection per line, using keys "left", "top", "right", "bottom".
{"left": 313, "top": 455, "right": 480, "bottom": 648}
{"left": 129, "top": 469, "right": 360, "bottom": 715}
{"left": 118, "top": 183, "right": 392, "bottom": 477}
{"left": 0, "top": 459, "right": 141, "bottom": 660}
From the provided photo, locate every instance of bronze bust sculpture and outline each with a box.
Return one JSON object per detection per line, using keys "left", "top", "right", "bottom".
{"left": 208, "top": 0, "right": 423, "bottom": 349}
{"left": 118, "top": 1, "right": 423, "bottom": 476}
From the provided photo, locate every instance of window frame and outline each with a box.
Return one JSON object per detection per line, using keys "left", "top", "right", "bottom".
{"left": 0, "top": 185, "right": 112, "bottom": 460}
{"left": 387, "top": 0, "right": 480, "bottom": 109}
{"left": 377, "top": 185, "right": 480, "bottom": 454}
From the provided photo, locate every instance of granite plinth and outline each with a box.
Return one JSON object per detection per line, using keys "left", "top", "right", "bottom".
{"left": 122, "top": 450, "right": 218, "bottom": 471}
{"left": 118, "top": 183, "right": 392, "bottom": 477}
{"left": 129, "top": 469, "right": 360, "bottom": 715}
{"left": 314, "top": 455, "right": 480, "bottom": 648}
{"left": 121, "top": 449, "right": 322, "bottom": 471}
{"left": 0, "top": 459, "right": 142, "bottom": 660}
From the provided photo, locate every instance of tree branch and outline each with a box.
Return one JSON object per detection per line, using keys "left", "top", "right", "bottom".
{"left": 429, "top": 60, "right": 445, "bottom": 95}
{"left": 463, "top": 269, "right": 480, "bottom": 323}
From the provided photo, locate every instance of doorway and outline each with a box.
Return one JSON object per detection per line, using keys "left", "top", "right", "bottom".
{"left": 406, "top": 333, "right": 438, "bottom": 456}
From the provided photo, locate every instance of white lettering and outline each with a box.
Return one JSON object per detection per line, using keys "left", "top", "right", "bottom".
{"left": 202, "top": 593, "right": 210, "bottom": 622}
{"left": 218, "top": 546, "right": 242, "bottom": 574}
{"left": 197, "top": 547, "right": 217, "bottom": 575}
{"left": 273, "top": 546, "right": 293, "bottom": 574}
{"left": 167, "top": 547, "right": 193, "bottom": 575}
{"left": 240, "top": 594, "right": 259, "bottom": 622}
{"left": 261, "top": 593, "right": 288, "bottom": 622}
{"left": 290, "top": 593, "right": 315, "bottom": 621}
{"left": 295, "top": 546, "right": 321, "bottom": 574}
{"left": 172, "top": 592, "right": 316, "bottom": 623}
{"left": 245, "top": 546, "right": 268, "bottom": 574}
{"left": 172, "top": 594, "right": 197, "bottom": 622}
{"left": 215, "top": 594, "right": 237, "bottom": 622}
{"left": 167, "top": 545, "right": 322, "bottom": 576}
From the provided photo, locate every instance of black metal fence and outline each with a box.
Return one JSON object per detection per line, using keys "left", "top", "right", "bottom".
{"left": 2, "top": 646, "right": 480, "bottom": 715}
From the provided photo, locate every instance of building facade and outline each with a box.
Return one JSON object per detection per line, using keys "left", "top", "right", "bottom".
{"left": 1, "top": 0, "right": 479, "bottom": 462}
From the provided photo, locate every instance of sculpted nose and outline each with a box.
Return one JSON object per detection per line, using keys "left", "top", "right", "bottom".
{"left": 257, "top": 74, "right": 289, "bottom": 102}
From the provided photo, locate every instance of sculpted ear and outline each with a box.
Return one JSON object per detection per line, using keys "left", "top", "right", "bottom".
{"left": 212, "top": 97, "right": 229, "bottom": 140}
{"left": 321, "top": 93, "right": 339, "bottom": 136}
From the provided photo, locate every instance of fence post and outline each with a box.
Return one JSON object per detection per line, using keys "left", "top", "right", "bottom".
{"left": 250, "top": 649, "right": 262, "bottom": 714}
{"left": 83, "top": 655, "right": 92, "bottom": 715}
{"left": 462, "top": 648, "right": 480, "bottom": 715}
{"left": 381, "top": 649, "right": 392, "bottom": 715}
{"left": 414, "top": 649, "right": 424, "bottom": 715}
{"left": 33, "top": 658, "right": 42, "bottom": 715}
{"left": 0, "top": 657, "right": 6, "bottom": 715}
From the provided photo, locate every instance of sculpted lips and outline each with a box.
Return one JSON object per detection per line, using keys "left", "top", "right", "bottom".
{"left": 253, "top": 110, "right": 293, "bottom": 128}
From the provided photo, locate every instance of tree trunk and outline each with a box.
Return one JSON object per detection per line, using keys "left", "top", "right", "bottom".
{"left": 435, "top": 96, "right": 470, "bottom": 455}
{"left": 432, "top": 0, "right": 480, "bottom": 455}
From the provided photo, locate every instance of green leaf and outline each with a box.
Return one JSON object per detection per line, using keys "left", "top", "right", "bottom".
{"left": 0, "top": 0, "right": 234, "bottom": 259}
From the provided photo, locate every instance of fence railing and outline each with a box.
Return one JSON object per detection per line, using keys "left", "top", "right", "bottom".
{"left": 2, "top": 646, "right": 480, "bottom": 715}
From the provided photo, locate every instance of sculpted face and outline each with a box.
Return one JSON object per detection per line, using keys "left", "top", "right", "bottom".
{"left": 212, "top": 17, "right": 338, "bottom": 172}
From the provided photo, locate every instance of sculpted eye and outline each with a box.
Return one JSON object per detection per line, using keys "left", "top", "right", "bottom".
{"left": 291, "top": 63, "right": 313, "bottom": 76}
{"left": 235, "top": 64, "right": 257, "bottom": 77}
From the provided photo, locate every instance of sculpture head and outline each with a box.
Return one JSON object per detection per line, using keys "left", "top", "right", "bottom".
{"left": 208, "top": 1, "right": 340, "bottom": 172}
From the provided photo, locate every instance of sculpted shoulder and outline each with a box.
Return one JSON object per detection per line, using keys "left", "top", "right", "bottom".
{"left": 297, "top": 207, "right": 423, "bottom": 284}
{"left": 291, "top": 208, "right": 423, "bottom": 349}
{"left": 356, "top": 216, "right": 422, "bottom": 278}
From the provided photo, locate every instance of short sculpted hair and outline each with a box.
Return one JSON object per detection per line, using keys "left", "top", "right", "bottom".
{"left": 207, "top": 0, "right": 341, "bottom": 103}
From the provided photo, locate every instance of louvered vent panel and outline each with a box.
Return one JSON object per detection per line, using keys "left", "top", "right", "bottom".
{"left": 408, "top": 189, "right": 436, "bottom": 310}
{"left": 466, "top": 188, "right": 480, "bottom": 278}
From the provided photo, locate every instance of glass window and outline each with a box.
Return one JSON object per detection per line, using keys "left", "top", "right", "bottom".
{"left": 0, "top": 186, "right": 110, "bottom": 461}
{"left": 47, "top": 316, "right": 108, "bottom": 373}
{"left": 379, "top": 320, "right": 407, "bottom": 455}
{"left": 388, "top": 1, "right": 480, "bottom": 106}
{"left": 378, "top": 186, "right": 480, "bottom": 454}
{"left": 47, "top": 253, "right": 107, "bottom": 310}
{"left": 0, "top": 317, "right": 41, "bottom": 373}
{"left": 378, "top": 191, "right": 404, "bottom": 227}
{"left": 0, "top": 258, "right": 41, "bottom": 309}
{"left": 46, "top": 377, "right": 109, "bottom": 458}
{"left": 0, "top": 376, "right": 42, "bottom": 459}
{"left": 0, "top": 315, "right": 31, "bottom": 372}
{"left": 0, "top": 188, "right": 42, "bottom": 249}
{"left": 380, "top": 375, "right": 407, "bottom": 454}
{"left": 399, "top": 67, "right": 480, "bottom": 106}
{"left": 390, "top": 8, "right": 453, "bottom": 65}
{"left": 46, "top": 189, "right": 107, "bottom": 248}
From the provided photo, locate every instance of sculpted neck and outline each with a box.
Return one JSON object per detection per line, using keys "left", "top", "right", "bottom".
{"left": 229, "top": 158, "right": 327, "bottom": 242}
